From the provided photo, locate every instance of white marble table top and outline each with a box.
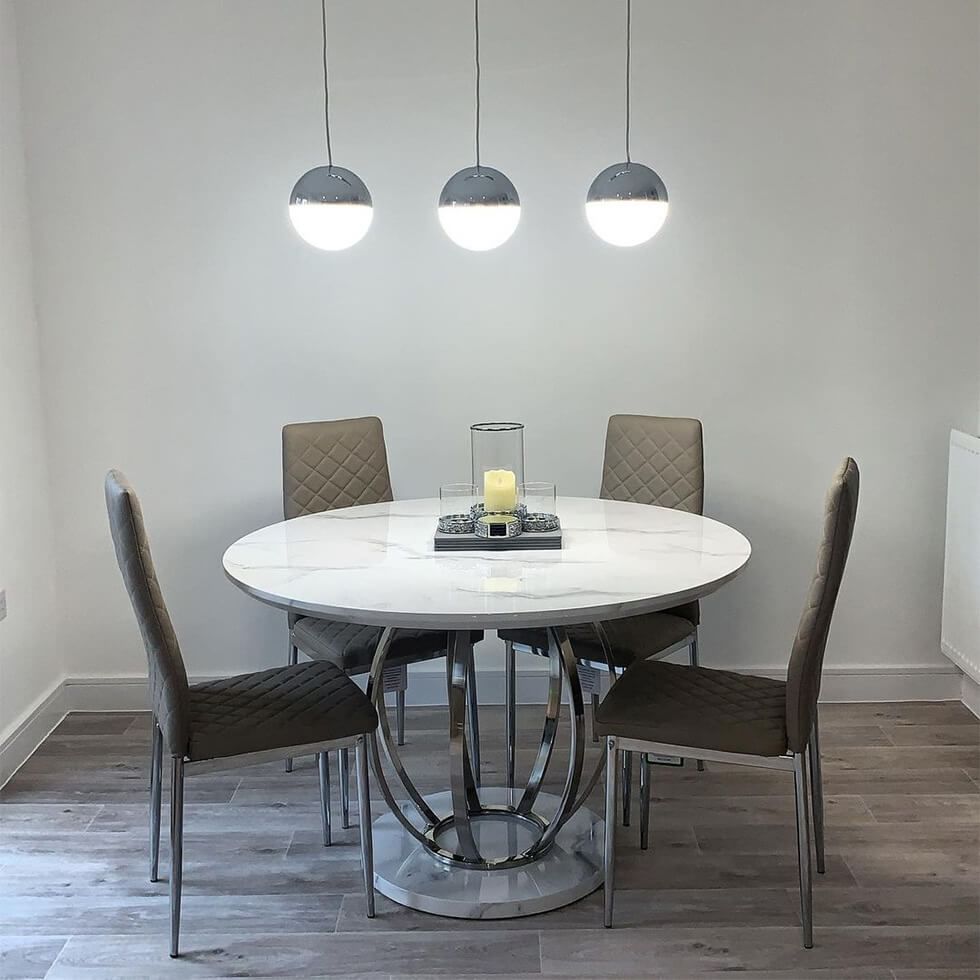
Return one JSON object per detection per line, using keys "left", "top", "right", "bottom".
{"left": 222, "top": 497, "right": 751, "bottom": 630}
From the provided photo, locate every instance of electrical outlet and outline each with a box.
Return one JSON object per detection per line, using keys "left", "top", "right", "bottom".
{"left": 0, "top": 589, "right": 6, "bottom": 622}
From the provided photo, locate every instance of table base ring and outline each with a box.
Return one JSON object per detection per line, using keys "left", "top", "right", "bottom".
{"left": 373, "top": 789, "right": 604, "bottom": 919}
{"left": 424, "top": 805, "right": 550, "bottom": 870}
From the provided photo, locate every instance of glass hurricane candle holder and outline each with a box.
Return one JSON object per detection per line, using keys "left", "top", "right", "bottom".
{"left": 471, "top": 422, "right": 525, "bottom": 514}
{"left": 438, "top": 483, "right": 476, "bottom": 534}
{"left": 521, "top": 482, "right": 559, "bottom": 532}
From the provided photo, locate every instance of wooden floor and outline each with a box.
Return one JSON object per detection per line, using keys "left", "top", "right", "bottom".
{"left": 1, "top": 702, "right": 978, "bottom": 979}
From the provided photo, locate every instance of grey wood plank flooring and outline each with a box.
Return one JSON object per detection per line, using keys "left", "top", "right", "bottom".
{"left": 0, "top": 703, "right": 977, "bottom": 979}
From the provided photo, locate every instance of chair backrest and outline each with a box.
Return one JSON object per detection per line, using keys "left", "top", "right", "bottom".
{"left": 282, "top": 416, "right": 394, "bottom": 520}
{"left": 601, "top": 415, "right": 705, "bottom": 625}
{"left": 104, "top": 470, "right": 189, "bottom": 758}
{"left": 600, "top": 415, "right": 704, "bottom": 514}
{"left": 785, "top": 458, "right": 860, "bottom": 752}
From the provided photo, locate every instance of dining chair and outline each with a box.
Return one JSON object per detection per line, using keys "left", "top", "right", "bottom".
{"left": 105, "top": 470, "right": 378, "bottom": 958}
{"left": 596, "top": 458, "right": 860, "bottom": 948}
{"left": 282, "top": 417, "right": 482, "bottom": 817}
{"left": 499, "top": 414, "right": 705, "bottom": 817}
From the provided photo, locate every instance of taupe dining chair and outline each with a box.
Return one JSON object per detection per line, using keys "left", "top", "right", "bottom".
{"left": 282, "top": 417, "right": 482, "bottom": 818}
{"left": 499, "top": 414, "right": 706, "bottom": 817}
{"left": 596, "top": 458, "right": 859, "bottom": 949}
{"left": 105, "top": 470, "right": 378, "bottom": 958}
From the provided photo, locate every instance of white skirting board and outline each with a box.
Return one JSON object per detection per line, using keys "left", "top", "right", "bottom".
{"left": 0, "top": 663, "right": 964, "bottom": 789}
{"left": 941, "top": 429, "right": 980, "bottom": 693}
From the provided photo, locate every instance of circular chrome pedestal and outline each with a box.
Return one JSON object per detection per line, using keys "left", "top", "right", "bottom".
{"left": 372, "top": 789, "right": 604, "bottom": 919}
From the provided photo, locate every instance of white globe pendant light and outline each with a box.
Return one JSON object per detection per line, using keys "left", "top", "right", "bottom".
{"left": 289, "top": 0, "right": 372, "bottom": 251}
{"left": 586, "top": 163, "right": 668, "bottom": 247}
{"left": 586, "top": 0, "right": 669, "bottom": 247}
{"left": 439, "top": 0, "right": 520, "bottom": 251}
{"left": 290, "top": 166, "right": 372, "bottom": 251}
{"left": 439, "top": 166, "right": 520, "bottom": 252}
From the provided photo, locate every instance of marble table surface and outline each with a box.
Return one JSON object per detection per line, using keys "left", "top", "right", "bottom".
{"left": 222, "top": 496, "right": 751, "bottom": 630}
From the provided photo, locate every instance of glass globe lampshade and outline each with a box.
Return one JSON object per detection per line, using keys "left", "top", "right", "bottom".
{"left": 438, "top": 166, "right": 520, "bottom": 251}
{"left": 289, "top": 165, "right": 373, "bottom": 251}
{"left": 586, "top": 162, "right": 668, "bottom": 247}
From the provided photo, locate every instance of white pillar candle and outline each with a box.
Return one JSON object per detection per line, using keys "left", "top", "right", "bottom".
{"left": 484, "top": 469, "right": 517, "bottom": 512}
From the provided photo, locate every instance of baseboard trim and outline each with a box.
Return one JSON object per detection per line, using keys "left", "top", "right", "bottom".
{"left": 0, "top": 662, "right": 966, "bottom": 789}
{"left": 0, "top": 678, "right": 67, "bottom": 788}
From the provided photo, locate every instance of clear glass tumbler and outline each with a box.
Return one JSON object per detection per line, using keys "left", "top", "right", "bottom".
{"left": 520, "top": 482, "right": 559, "bottom": 532}
{"left": 438, "top": 483, "right": 476, "bottom": 534}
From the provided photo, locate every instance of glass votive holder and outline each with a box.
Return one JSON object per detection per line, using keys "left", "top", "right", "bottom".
{"left": 438, "top": 483, "right": 476, "bottom": 534}
{"left": 471, "top": 422, "right": 525, "bottom": 514}
{"left": 520, "top": 482, "right": 560, "bottom": 532}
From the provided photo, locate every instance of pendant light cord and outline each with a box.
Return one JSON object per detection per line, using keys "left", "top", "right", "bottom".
{"left": 625, "top": 0, "right": 632, "bottom": 164}
{"left": 474, "top": 0, "right": 482, "bottom": 169}
{"left": 321, "top": 0, "right": 333, "bottom": 167}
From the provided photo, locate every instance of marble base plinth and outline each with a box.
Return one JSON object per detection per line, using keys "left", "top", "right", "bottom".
{"left": 371, "top": 788, "right": 604, "bottom": 919}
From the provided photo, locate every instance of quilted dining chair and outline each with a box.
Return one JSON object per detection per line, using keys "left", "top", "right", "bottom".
{"left": 282, "top": 417, "right": 482, "bottom": 819}
{"left": 105, "top": 470, "right": 378, "bottom": 958}
{"left": 597, "top": 458, "right": 859, "bottom": 948}
{"left": 499, "top": 415, "right": 705, "bottom": 816}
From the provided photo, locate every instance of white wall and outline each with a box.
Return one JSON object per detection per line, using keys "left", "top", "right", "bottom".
{"left": 11, "top": 0, "right": 980, "bottom": 693}
{"left": 0, "top": 0, "right": 60, "bottom": 741}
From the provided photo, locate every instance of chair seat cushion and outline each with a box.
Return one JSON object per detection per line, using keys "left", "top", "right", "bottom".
{"left": 292, "top": 618, "right": 479, "bottom": 674}
{"left": 594, "top": 659, "right": 789, "bottom": 758}
{"left": 498, "top": 612, "right": 696, "bottom": 669}
{"left": 187, "top": 661, "right": 376, "bottom": 762}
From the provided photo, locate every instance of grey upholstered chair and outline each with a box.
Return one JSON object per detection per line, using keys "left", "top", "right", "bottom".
{"left": 105, "top": 470, "right": 377, "bottom": 958}
{"left": 499, "top": 414, "right": 706, "bottom": 814}
{"left": 596, "top": 458, "right": 859, "bottom": 949}
{"left": 282, "top": 417, "right": 482, "bottom": 814}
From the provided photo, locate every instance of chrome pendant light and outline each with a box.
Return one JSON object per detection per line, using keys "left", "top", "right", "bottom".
{"left": 438, "top": 0, "right": 520, "bottom": 251}
{"left": 289, "top": 0, "right": 372, "bottom": 250}
{"left": 586, "top": 0, "right": 668, "bottom": 247}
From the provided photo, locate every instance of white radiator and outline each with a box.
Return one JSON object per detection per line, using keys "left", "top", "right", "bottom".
{"left": 941, "top": 429, "right": 980, "bottom": 684}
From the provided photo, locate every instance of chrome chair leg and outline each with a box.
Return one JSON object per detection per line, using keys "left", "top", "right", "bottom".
{"left": 621, "top": 750, "right": 632, "bottom": 826}
{"left": 591, "top": 693, "right": 601, "bottom": 744}
{"left": 395, "top": 688, "right": 407, "bottom": 747}
{"left": 149, "top": 723, "right": 163, "bottom": 882}
{"left": 285, "top": 643, "right": 298, "bottom": 773}
{"left": 603, "top": 736, "right": 618, "bottom": 928}
{"left": 504, "top": 640, "right": 516, "bottom": 789}
{"left": 356, "top": 736, "right": 375, "bottom": 918}
{"left": 808, "top": 708, "right": 825, "bottom": 874}
{"left": 793, "top": 752, "right": 814, "bottom": 949}
{"left": 169, "top": 756, "right": 185, "bottom": 958}
{"left": 466, "top": 662, "right": 481, "bottom": 786}
{"left": 340, "top": 747, "right": 351, "bottom": 829}
{"left": 318, "top": 752, "right": 332, "bottom": 846}
{"left": 690, "top": 634, "right": 704, "bottom": 772}
{"left": 639, "top": 754, "right": 650, "bottom": 850}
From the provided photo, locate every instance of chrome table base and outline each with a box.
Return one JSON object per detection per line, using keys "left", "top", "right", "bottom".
{"left": 372, "top": 789, "right": 604, "bottom": 919}
{"left": 367, "top": 625, "right": 604, "bottom": 918}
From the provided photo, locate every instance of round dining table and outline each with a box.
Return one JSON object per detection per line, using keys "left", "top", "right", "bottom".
{"left": 223, "top": 496, "right": 751, "bottom": 919}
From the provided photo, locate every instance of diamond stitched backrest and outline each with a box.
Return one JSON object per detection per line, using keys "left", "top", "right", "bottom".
{"left": 785, "top": 458, "right": 859, "bottom": 752}
{"left": 282, "top": 417, "right": 394, "bottom": 520}
{"left": 600, "top": 415, "right": 705, "bottom": 627}
{"left": 600, "top": 415, "right": 704, "bottom": 514}
{"left": 104, "top": 471, "right": 190, "bottom": 757}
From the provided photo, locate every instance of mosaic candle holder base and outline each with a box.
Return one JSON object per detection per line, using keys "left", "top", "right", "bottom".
{"left": 522, "top": 512, "right": 560, "bottom": 533}
{"left": 474, "top": 514, "right": 523, "bottom": 539}
{"left": 438, "top": 514, "right": 475, "bottom": 534}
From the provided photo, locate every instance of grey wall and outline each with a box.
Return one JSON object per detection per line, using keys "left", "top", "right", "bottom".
{"left": 12, "top": 0, "right": 980, "bottom": 687}
{"left": 0, "top": 0, "right": 60, "bottom": 739}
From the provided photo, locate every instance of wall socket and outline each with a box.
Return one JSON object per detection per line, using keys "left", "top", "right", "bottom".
{"left": 0, "top": 589, "right": 6, "bottom": 622}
